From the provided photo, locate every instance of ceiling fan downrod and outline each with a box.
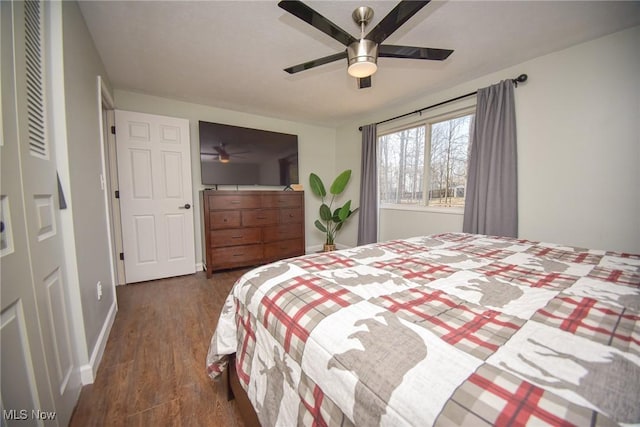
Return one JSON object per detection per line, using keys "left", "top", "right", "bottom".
{"left": 347, "top": 6, "right": 378, "bottom": 78}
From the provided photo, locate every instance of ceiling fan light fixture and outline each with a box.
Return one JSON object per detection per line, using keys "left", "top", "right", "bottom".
{"left": 219, "top": 153, "right": 230, "bottom": 163}
{"left": 347, "top": 39, "right": 378, "bottom": 78}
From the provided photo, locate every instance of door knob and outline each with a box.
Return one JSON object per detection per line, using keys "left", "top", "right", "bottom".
{"left": 180, "top": 203, "right": 191, "bottom": 209}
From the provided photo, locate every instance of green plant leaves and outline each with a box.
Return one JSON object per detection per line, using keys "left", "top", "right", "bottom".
{"left": 309, "top": 173, "right": 326, "bottom": 198}
{"left": 314, "top": 220, "right": 327, "bottom": 233}
{"left": 319, "top": 203, "right": 332, "bottom": 221}
{"left": 338, "top": 200, "right": 351, "bottom": 221}
{"left": 309, "top": 169, "right": 357, "bottom": 246}
{"left": 329, "top": 169, "right": 352, "bottom": 195}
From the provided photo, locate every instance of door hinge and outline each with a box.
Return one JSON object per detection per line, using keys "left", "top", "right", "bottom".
{"left": 111, "top": 125, "right": 116, "bottom": 135}
{"left": 119, "top": 253, "right": 124, "bottom": 261}
{"left": 115, "top": 190, "right": 119, "bottom": 199}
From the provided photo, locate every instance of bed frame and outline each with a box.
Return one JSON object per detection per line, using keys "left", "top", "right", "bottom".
{"left": 225, "top": 354, "right": 260, "bottom": 427}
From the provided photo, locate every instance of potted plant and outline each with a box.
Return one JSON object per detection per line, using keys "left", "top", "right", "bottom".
{"left": 309, "top": 169, "right": 359, "bottom": 251}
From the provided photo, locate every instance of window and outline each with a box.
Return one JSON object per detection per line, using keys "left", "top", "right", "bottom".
{"left": 378, "top": 110, "right": 474, "bottom": 209}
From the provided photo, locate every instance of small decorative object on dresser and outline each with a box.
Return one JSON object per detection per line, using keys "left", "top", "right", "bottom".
{"left": 201, "top": 190, "right": 305, "bottom": 277}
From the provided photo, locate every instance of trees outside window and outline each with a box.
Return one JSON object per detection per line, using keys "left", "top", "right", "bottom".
{"left": 378, "top": 111, "right": 473, "bottom": 209}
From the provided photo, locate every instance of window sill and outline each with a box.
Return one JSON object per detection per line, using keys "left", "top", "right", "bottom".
{"left": 380, "top": 204, "right": 464, "bottom": 216}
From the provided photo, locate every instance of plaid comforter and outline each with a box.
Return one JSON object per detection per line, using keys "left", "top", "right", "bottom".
{"left": 206, "top": 233, "right": 640, "bottom": 426}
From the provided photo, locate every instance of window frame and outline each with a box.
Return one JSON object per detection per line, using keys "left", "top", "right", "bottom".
{"left": 377, "top": 104, "right": 476, "bottom": 215}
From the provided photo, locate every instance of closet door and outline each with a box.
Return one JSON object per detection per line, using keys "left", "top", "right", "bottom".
{"left": 1, "top": 0, "right": 57, "bottom": 423}
{"left": 1, "top": 1, "right": 77, "bottom": 424}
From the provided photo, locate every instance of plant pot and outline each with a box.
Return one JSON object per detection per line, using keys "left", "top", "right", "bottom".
{"left": 323, "top": 243, "right": 336, "bottom": 252}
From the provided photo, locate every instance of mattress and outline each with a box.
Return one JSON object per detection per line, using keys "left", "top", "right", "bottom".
{"left": 207, "top": 233, "right": 639, "bottom": 426}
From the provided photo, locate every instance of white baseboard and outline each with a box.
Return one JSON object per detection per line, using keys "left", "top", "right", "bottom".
{"left": 80, "top": 299, "right": 117, "bottom": 385}
{"left": 79, "top": 364, "right": 93, "bottom": 385}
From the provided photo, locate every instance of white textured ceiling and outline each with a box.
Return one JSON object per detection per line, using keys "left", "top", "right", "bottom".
{"left": 78, "top": 1, "right": 640, "bottom": 127}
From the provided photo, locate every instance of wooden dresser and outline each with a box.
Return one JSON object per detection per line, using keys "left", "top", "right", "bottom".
{"left": 201, "top": 190, "right": 305, "bottom": 276}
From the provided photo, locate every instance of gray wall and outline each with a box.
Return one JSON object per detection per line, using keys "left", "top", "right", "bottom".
{"left": 116, "top": 26, "right": 640, "bottom": 257}
{"left": 336, "top": 25, "right": 640, "bottom": 253}
{"left": 113, "top": 90, "right": 338, "bottom": 260}
{"left": 62, "top": 1, "right": 114, "bottom": 356}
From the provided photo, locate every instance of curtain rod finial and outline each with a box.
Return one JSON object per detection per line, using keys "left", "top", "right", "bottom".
{"left": 513, "top": 74, "right": 528, "bottom": 86}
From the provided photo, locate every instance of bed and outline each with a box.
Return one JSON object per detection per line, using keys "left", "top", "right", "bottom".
{"left": 206, "top": 232, "right": 640, "bottom": 426}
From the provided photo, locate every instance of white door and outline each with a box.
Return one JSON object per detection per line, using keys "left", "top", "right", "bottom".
{"left": 2, "top": 0, "right": 76, "bottom": 425}
{"left": 115, "top": 110, "right": 196, "bottom": 283}
{"left": 1, "top": 0, "right": 56, "bottom": 421}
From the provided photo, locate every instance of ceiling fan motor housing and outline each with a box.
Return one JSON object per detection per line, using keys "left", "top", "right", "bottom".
{"left": 347, "top": 39, "right": 378, "bottom": 77}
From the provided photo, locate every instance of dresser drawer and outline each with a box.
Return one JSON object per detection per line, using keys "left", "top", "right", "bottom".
{"left": 264, "top": 239, "right": 304, "bottom": 260}
{"left": 280, "top": 208, "right": 303, "bottom": 223}
{"left": 208, "top": 194, "right": 261, "bottom": 210}
{"left": 210, "top": 227, "right": 261, "bottom": 247}
{"left": 211, "top": 244, "right": 263, "bottom": 268}
{"left": 263, "top": 223, "right": 303, "bottom": 243}
{"left": 242, "top": 209, "right": 277, "bottom": 226}
{"left": 262, "top": 193, "right": 303, "bottom": 208}
{"left": 210, "top": 211, "right": 241, "bottom": 229}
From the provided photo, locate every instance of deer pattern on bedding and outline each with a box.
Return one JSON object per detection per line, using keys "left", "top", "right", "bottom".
{"left": 505, "top": 338, "right": 640, "bottom": 423}
{"left": 206, "top": 232, "right": 640, "bottom": 426}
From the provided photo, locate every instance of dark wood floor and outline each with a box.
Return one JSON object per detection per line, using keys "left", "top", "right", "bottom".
{"left": 70, "top": 268, "right": 251, "bottom": 427}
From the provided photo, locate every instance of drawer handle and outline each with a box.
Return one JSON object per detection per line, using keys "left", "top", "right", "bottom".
{"left": 223, "top": 218, "right": 228, "bottom": 222}
{"left": 233, "top": 253, "right": 244, "bottom": 257}
{"left": 231, "top": 236, "right": 242, "bottom": 239}
{"left": 231, "top": 201, "right": 240, "bottom": 204}
{"left": 257, "top": 216, "right": 266, "bottom": 220}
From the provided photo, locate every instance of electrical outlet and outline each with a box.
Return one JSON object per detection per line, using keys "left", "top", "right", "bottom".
{"left": 97, "top": 281, "right": 103, "bottom": 301}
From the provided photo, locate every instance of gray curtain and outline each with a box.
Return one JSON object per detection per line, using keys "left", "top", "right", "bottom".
{"left": 357, "top": 124, "right": 378, "bottom": 245}
{"left": 463, "top": 80, "right": 518, "bottom": 237}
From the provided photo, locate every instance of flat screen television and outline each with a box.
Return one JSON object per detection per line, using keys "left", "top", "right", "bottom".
{"left": 199, "top": 121, "right": 299, "bottom": 187}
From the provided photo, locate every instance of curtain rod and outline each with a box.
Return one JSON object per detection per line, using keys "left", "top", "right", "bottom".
{"left": 358, "top": 74, "right": 528, "bottom": 131}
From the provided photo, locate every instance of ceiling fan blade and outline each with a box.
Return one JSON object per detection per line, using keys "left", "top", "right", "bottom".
{"left": 284, "top": 51, "right": 347, "bottom": 74}
{"left": 379, "top": 45, "right": 453, "bottom": 61}
{"left": 278, "top": 0, "right": 356, "bottom": 47}
{"left": 365, "top": 1, "right": 431, "bottom": 45}
{"left": 358, "top": 76, "right": 372, "bottom": 89}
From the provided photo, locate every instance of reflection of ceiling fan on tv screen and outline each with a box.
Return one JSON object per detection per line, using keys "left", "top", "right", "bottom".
{"left": 200, "top": 143, "right": 249, "bottom": 163}
{"left": 278, "top": 0, "right": 454, "bottom": 89}
{"left": 198, "top": 121, "right": 299, "bottom": 187}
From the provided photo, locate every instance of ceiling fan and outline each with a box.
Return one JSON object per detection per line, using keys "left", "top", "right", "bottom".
{"left": 201, "top": 143, "right": 249, "bottom": 163}
{"left": 278, "top": 0, "right": 453, "bottom": 89}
